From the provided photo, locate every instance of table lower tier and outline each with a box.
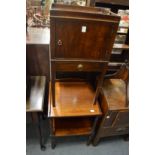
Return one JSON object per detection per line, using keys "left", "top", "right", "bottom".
{"left": 50, "top": 117, "right": 96, "bottom": 137}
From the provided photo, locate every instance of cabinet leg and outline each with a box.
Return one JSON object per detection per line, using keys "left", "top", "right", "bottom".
{"left": 123, "top": 134, "right": 129, "bottom": 141}
{"left": 92, "top": 136, "right": 100, "bottom": 146}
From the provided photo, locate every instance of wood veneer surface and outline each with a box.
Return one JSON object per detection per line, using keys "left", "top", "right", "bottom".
{"left": 48, "top": 81, "right": 102, "bottom": 117}
{"left": 102, "top": 79, "right": 127, "bottom": 110}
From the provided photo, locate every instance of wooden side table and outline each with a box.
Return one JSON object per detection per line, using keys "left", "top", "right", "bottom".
{"left": 48, "top": 4, "right": 120, "bottom": 149}
{"left": 26, "top": 76, "right": 46, "bottom": 150}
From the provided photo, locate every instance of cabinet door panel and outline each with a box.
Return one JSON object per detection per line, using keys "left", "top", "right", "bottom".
{"left": 55, "top": 20, "right": 114, "bottom": 60}
{"left": 112, "top": 110, "right": 129, "bottom": 127}
{"left": 100, "top": 126, "right": 129, "bottom": 137}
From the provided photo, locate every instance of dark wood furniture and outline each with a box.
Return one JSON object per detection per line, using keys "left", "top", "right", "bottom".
{"left": 26, "top": 76, "right": 46, "bottom": 150}
{"left": 26, "top": 27, "right": 50, "bottom": 114}
{"left": 26, "top": 27, "right": 50, "bottom": 81}
{"left": 92, "top": 64, "right": 129, "bottom": 146}
{"left": 89, "top": 0, "right": 129, "bottom": 13}
{"left": 48, "top": 4, "right": 120, "bottom": 149}
{"left": 87, "top": 0, "right": 129, "bottom": 73}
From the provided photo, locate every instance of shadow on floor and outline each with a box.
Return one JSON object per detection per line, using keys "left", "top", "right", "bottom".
{"left": 26, "top": 119, "right": 129, "bottom": 155}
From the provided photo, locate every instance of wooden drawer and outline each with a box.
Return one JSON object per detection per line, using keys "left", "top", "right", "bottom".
{"left": 100, "top": 126, "right": 129, "bottom": 137}
{"left": 54, "top": 62, "right": 105, "bottom": 72}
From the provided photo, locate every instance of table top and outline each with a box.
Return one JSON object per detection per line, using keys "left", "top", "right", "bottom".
{"left": 26, "top": 27, "right": 50, "bottom": 45}
{"left": 26, "top": 76, "right": 46, "bottom": 112}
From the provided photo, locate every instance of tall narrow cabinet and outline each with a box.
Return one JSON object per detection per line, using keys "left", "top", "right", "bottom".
{"left": 48, "top": 4, "right": 120, "bottom": 148}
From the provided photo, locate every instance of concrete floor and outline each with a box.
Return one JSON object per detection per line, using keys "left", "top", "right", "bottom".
{"left": 26, "top": 119, "right": 129, "bottom": 155}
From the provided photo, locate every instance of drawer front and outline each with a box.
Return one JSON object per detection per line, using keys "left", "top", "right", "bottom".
{"left": 55, "top": 62, "right": 104, "bottom": 72}
{"left": 100, "top": 126, "right": 129, "bottom": 137}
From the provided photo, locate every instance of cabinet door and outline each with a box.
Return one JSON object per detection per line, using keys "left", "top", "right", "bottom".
{"left": 100, "top": 126, "right": 129, "bottom": 137}
{"left": 112, "top": 110, "right": 129, "bottom": 127}
{"left": 54, "top": 19, "right": 115, "bottom": 60}
{"left": 102, "top": 111, "right": 118, "bottom": 127}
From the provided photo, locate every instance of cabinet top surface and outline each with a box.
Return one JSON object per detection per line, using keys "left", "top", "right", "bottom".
{"left": 50, "top": 4, "right": 120, "bottom": 21}
{"left": 26, "top": 76, "right": 46, "bottom": 112}
{"left": 102, "top": 79, "right": 128, "bottom": 110}
{"left": 48, "top": 81, "right": 102, "bottom": 117}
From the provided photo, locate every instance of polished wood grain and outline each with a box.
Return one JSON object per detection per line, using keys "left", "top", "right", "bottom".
{"left": 26, "top": 27, "right": 50, "bottom": 81}
{"left": 50, "top": 4, "right": 120, "bottom": 107}
{"left": 48, "top": 81, "right": 102, "bottom": 117}
{"left": 26, "top": 76, "right": 46, "bottom": 112}
{"left": 50, "top": 4, "right": 120, "bottom": 61}
{"left": 51, "top": 4, "right": 119, "bottom": 19}
{"left": 48, "top": 4, "right": 121, "bottom": 148}
{"left": 54, "top": 61, "right": 105, "bottom": 72}
{"left": 102, "top": 79, "right": 127, "bottom": 110}
{"left": 51, "top": 117, "right": 94, "bottom": 136}
{"left": 26, "top": 45, "right": 50, "bottom": 78}
{"left": 26, "top": 28, "right": 50, "bottom": 115}
{"left": 54, "top": 20, "right": 118, "bottom": 60}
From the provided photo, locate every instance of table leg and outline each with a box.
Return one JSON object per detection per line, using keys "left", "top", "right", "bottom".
{"left": 37, "top": 113, "right": 46, "bottom": 151}
{"left": 51, "top": 136, "right": 56, "bottom": 149}
{"left": 50, "top": 118, "right": 56, "bottom": 149}
{"left": 87, "top": 116, "right": 99, "bottom": 145}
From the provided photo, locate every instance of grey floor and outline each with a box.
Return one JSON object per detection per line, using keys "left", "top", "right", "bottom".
{"left": 26, "top": 119, "right": 129, "bottom": 155}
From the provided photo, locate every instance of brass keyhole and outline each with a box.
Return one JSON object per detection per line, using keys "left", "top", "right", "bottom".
{"left": 57, "top": 40, "right": 62, "bottom": 46}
